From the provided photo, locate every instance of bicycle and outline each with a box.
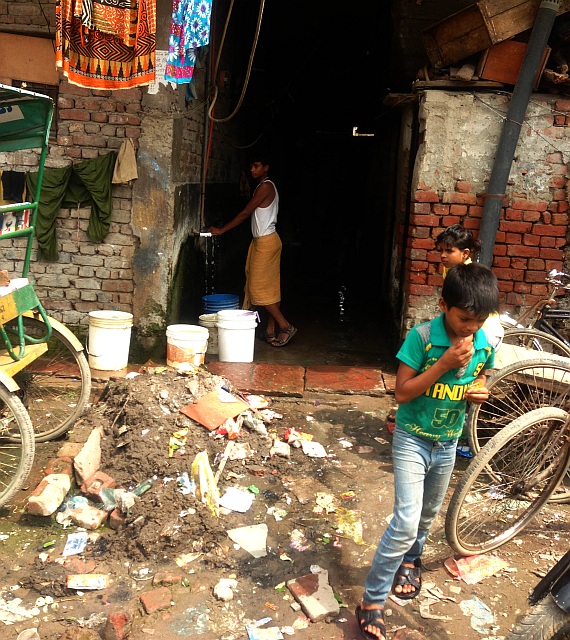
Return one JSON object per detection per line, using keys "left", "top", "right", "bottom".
{"left": 446, "top": 406, "right": 570, "bottom": 556}
{"left": 0, "top": 84, "right": 91, "bottom": 506}
{"left": 499, "top": 270, "right": 570, "bottom": 360}
{"left": 466, "top": 358, "right": 570, "bottom": 502}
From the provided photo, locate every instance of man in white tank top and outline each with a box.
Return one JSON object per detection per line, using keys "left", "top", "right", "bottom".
{"left": 209, "top": 157, "right": 297, "bottom": 347}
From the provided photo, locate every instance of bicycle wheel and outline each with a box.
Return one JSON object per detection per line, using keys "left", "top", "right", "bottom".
{"left": 446, "top": 407, "right": 570, "bottom": 556}
{"left": 0, "top": 385, "right": 35, "bottom": 507}
{"left": 468, "top": 359, "right": 570, "bottom": 454}
{"left": 502, "top": 328, "right": 570, "bottom": 360}
{"left": 4, "top": 315, "right": 91, "bottom": 442}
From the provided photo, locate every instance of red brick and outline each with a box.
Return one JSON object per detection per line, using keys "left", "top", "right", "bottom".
{"left": 546, "top": 260, "right": 564, "bottom": 272}
{"left": 552, "top": 189, "right": 566, "bottom": 201}
{"left": 558, "top": 201, "right": 569, "bottom": 212}
{"left": 540, "top": 236, "right": 557, "bottom": 248}
{"left": 523, "top": 235, "right": 541, "bottom": 247}
{"left": 463, "top": 218, "right": 480, "bottom": 230}
{"left": 408, "top": 249, "right": 427, "bottom": 261}
{"left": 507, "top": 245, "right": 539, "bottom": 257}
{"left": 493, "top": 244, "right": 507, "bottom": 256}
{"left": 543, "top": 212, "right": 552, "bottom": 224}
{"left": 410, "top": 214, "right": 440, "bottom": 226}
{"left": 540, "top": 248, "right": 564, "bottom": 259}
{"left": 511, "top": 258, "right": 527, "bottom": 270}
{"left": 533, "top": 224, "right": 567, "bottom": 236}
{"left": 525, "top": 271, "right": 548, "bottom": 283}
{"left": 103, "top": 611, "right": 133, "bottom": 640}
{"left": 505, "top": 233, "right": 522, "bottom": 244}
{"left": 407, "top": 284, "right": 435, "bottom": 295}
{"left": 409, "top": 259, "right": 428, "bottom": 270}
{"left": 468, "top": 205, "right": 484, "bottom": 217}
{"left": 409, "top": 272, "right": 427, "bottom": 284}
{"left": 511, "top": 200, "right": 548, "bottom": 211}
{"left": 494, "top": 256, "right": 510, "bottom": 267}
{"left": 427, "top": 274, "right": 443, "bottom": 285}
{"left": 442, "top": 216, "right": 461, "bottom": 226}
{"left": 432, "top": 204, "right": 449, "bottom": 215}
{"left": 528, "top": 258, "right": 545, "bottom": 270}
{"left": 494, "top": 267, "right": 524, "bottom": 280}
{"left": 140, "top": 587, "right": 172, "bottom": 614}
{"left": 412, "top": 202, "right": 431, "bottom": 214}
{"left": 81, "top": 471, "right": 116, "bottom": 502}
{"left": 109, "top": 508, "right": 125, "bottom": 530}
{"left": 500, "top": 220, "right": 532, "bottom": 233}
{"left": 498, "top": 280, "right": 514, "bottom": 292}
{"left": 455, "top": 180, "right": 472, "bottom": 193}
{"left": 547, "top": 202, "right": 558, "bottom": 213}
{"left": 152, "top": 572, "right": 183, "bottom": 587}
{"left": 505, "top": 208, "right": 523, "bottom": 221}
{"left": 531, "top": 284, "right": 549, "bottom": 296}
{"left": 59, "top": 109, "right": 91, "bottom": 121}
{"left": 506, "top": 292, "right": 524, "bottom": 305}
{"left": 410, "top": 238, "right": 434, "bottom": 250}
{"left": 555, "top": 115, "right": 566, "bottom": 126}
{"left": 449, "top": 204, "right": 467, "bottom": 215}
{"left": 514, "top": 281, "right": 532, "bottom": 294}
{"left": 417, "top": 180, "right": 433, "bottom": 191}
{"left": 411, "top": 226, "right": 430, "bottom": 238}
{"left": 44, "top": 457, "right": 73, "bottom": 477}
{"left": 547, "top": 152, "right": 564, "bottom": 163}
{"left": 522, "top": 211, "right": 541, "bottom": 222}
{"left": 550, "top": 176, "right": 568, "bottom": 188}
{"left": 414, "top": 191, "right": 439, "bottom": 203}
{"left": 442, "top": 192, "right": 477, "bottom": 205}
{"left": 551, "top": 213, "right": 568, "bottom": 225}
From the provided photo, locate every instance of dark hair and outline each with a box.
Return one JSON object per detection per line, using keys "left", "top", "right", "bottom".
{"left": 442, "top": 263, "right": 499, "bottom": 317}
{"left": 436, "top": 224, "right": 482, "bottom": 253}
{"left": 249, "top": 154, "right": 270, "bottom": 167}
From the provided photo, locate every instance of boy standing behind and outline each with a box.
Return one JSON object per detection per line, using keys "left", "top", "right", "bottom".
{"left": 357, "top": 263, "right": 499, "bottom": 640}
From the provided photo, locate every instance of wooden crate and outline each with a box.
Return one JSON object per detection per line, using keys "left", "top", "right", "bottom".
{"left": 423, "top": 0, "right": 570, "bottom": 68}
{"left": 476, "top": 40, "right": 551, "bottom": 88}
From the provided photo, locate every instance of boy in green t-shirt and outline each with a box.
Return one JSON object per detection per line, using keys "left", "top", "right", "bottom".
{"left": 356, "top": 263, "right": 499, "bottom": 640}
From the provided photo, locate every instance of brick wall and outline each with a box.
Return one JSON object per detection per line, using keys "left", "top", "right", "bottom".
{"left": 400, "top": 91, "right": 570, "bottom": 334}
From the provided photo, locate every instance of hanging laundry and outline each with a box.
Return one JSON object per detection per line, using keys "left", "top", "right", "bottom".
{"left": 1, "top": 171, "right": 26, "bottom": 203}
{"left": 165, "top": 0, "right": 212, "bottom": 84}
{"left": 55, "top": 0, "right": 156, "bottom": 89}
{"left": 26, "top": 152, "right": 116, "bottom": 261}
{"left": 112, "top": 139, "right": 138, "bottom": 184}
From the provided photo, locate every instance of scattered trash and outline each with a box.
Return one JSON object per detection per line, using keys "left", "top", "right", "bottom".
{"left": 134, "top": 477, "right": 157, "bottom": 496}
{"left": 169, "top": 428, "right": 188, "bottom": 457}
{"left": 246, "top": 617, "right": 283, "bottom": 640}
{"left": 242, "top": 411, "right": 269, "bottom": 436}
{"left": 314, "top": 492, "right": 338, "bottom": 514}
{"left": 270, "top": 440, "right": 291, "bottom": 458}
{"left": 356, "top": 445, "right": 374, "bottom": 454}
{"left": 419, "top": 597, "right": 453, "bottom": 620}
{"left": 219, "top": 487, "right": 255, "bottom": 513}
{"left": 292, "top": 616, "right": 310, "bottom": 630}
{"left": 16, "top": 629, "right": 40, "bottom": 640}
{"left": 227, "top": 524, "right": 268, "bottom": 558}
{"left": 191, "top": 451, "right": 220, "bottom": 517}
{"left": 265, "top": 602, "right": 278, "bottom": 611}
{"left": 62, "top": 531, "right": 89, "bottom": 557}
{"left": 66, "top": 574, "right": 110, "bottom": 590}
{"left": 460, "top": 596, "right": 494, "bottom": 633}
{"left": 245, "top": 395, "right": 269, "bottom": 409}
{"left": 284, "top": 428, "right": 314, "bottom": 446}
{"left": 300, "top": 440, "right": 327, "bottom": 458}
{"left": 290, "top": 529, "right": 311, "bottom": 551}
{"left": 444, "top": 555, "right": 509, "bottom": 584}
{"left": 177, "top": 472, "right": 196, "bottom": 496}
{"left": 180, "top": 391, "right": 248, "bottom": 431}
{"left": 175, "top": 552, "right": 203, "bottom": 567}
{"left": 374, "top": 436, "right": 389, "bottom": 445}
{"left": 169, "top": 603, "right": 210, "bottom": 636}
{"left": 249, "top": 484, "right": 260, "bottom": 494}
{"left": 229, "top": 442, "right": 253, "bottom": 460}
{"left": 213, "top": 578, "right": 238, "bottom": 601}
{"left": 338, "top": 439, "right": 353, "bottom": 448}
{"left": 334, "top": 508, "right": 365, "bottom": 545}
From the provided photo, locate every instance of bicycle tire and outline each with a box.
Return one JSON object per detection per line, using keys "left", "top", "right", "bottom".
{"left": 4, "top": 315, "right": 91, "bottom": 442}
{"left": 468, "top": 359, "right": 570, "bottom": 455}
{"left": 0, "top": 386, "right": 35, "bottom": 507}
{"left": 505, "top": 594, "right": 570, "bottom": 640}
{"left": 502, "top": 328, "right": 570, "bottom": 360}
{"left": 446, "top": 407, "right": 570, "bottom": 556}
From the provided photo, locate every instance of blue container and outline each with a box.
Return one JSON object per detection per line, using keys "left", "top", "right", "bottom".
{"left": 202, "top": 293, "right": 240, "bottom": 314}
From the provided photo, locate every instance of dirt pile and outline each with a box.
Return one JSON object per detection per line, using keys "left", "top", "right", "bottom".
{"left": 83, "top": 366, "right": 318, "bottom": 566}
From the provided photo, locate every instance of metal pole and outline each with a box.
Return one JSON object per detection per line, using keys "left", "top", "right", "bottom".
{"left": 478, "top": 0, "right": 560, "bottom": 266}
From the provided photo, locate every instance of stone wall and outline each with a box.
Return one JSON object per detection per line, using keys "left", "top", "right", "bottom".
{"left": 399, "top": 90, "right": 570, "bottom": 334}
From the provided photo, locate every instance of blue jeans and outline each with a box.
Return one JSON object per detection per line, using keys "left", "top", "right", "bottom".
{"left": 363, "top": 426, "right": 457, "bottom": 605}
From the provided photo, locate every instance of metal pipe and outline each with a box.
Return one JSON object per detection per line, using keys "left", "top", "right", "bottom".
{"left": 478, "top": 0, "right": 560, "bottom": 266}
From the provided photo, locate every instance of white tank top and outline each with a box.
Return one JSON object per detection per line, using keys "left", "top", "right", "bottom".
{"left": 251, "top": 179, "right": 279, "bottom": 238}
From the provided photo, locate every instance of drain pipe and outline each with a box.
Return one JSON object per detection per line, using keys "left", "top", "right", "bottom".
{"left": 478, "top": 0, "right": 560, "bottom": 266}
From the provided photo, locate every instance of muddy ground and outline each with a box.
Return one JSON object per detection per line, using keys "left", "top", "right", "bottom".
{"left": 1, "top": 365, "right": 570, "bottom": 640}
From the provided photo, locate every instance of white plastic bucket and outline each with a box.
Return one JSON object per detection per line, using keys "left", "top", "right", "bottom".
{"left": 88, "top": 310, "right": 133, "bottom": 371}
{"left": 198, "top": 313, "right": 219, "bottom": 354}
{"left": 166, "top": 324, "right": 209, "bottom": 368}
{"left": 216, "top": 310, "right": 258, "bottom": 363}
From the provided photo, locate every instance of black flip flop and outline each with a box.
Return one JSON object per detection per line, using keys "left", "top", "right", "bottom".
{"left": 356, "top": 605, "right": 386, "bottom": 640}
{"left": 392, "top": 558, "right": 422, "bottom": 600}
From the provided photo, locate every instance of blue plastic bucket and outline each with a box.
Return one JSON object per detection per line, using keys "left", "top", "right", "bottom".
{"left": 202, "top": 293, "right": 239, "bottom": 314}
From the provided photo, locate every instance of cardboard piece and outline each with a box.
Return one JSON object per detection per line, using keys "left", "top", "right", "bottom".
{"left": 181, "top": 390, "right": 249, "bottom": 430}
{"left": 227, "top": 524, "right": 268, "bottom": 558}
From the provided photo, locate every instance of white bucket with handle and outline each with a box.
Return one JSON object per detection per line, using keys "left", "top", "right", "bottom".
{"left": 216, "top": 310, "right": 258, "bottom": 362}
{"left": 87, "top": 310, "right": 133, "bottom": 370}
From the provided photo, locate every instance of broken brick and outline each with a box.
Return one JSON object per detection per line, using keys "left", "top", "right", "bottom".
{"left": 140, "top": 587, "right": 172, "bottom": 614}
{"left": 102, "top": 611, "right": 133, "bottom": 640}
{"left": 81, "top": 470, "right": 116, "bottom": 501}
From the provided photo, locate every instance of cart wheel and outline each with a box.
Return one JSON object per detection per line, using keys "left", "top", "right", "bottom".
{"left": 0, "top": 386, "right": 34, "bottom": 507}
{"left": 5, "top": 315, "right": 91, "bottom": 442}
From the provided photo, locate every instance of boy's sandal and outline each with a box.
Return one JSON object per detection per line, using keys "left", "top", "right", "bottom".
{"left": 355, "top": 605, "right": 385, "bottom": 640}
{"left": 271, "top": 324, "right": 297, "bottom": 348}
{"left": 263, "top": 331, "right": 277, "bottom": 344}
{"left": 392, "top": 559, "right": 422, "bottom": 600}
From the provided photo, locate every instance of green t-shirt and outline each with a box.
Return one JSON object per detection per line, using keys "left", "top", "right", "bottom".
{"left": 396, "top": 313, "right": 495, "bottom": 442}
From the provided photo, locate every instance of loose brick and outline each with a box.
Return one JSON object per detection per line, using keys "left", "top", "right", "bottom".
{"left": 152, "top": 572, "right": 183, "bottom": 587}
{"left": 44, "top": 457, "right": 73, "bottom": 478}
{"left": 102, "top": 611, "right": 133, "bottom": 640}
{"left": 81, "top": 471, "right": 116, "bottom": 502}
{"left": 70, "top": 504, "right": 109, "bottom": 530}
{"left": 140, "top": 587, "right": 172, "bottom": 614}
{"left": 28, "top": 474, "right": 71, "bottom": 516}
{"left": 109, "top": 508, "right": 126, "bottom": 530}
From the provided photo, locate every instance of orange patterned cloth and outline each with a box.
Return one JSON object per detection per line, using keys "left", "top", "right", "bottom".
{"left": 56, "top": 0, "right": 156, "bottom": 89}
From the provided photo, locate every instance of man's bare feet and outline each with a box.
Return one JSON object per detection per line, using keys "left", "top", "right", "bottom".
{"left": 356, "top": 603, "right": 386, "bottom": 640}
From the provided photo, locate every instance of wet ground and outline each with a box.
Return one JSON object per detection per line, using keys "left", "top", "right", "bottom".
{"left": 1, "top": 290, "right": 570, "bottom": 640}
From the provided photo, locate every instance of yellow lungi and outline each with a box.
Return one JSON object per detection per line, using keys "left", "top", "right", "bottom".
{"left": 243, "top": 232, "right": 282, "bottom": 309}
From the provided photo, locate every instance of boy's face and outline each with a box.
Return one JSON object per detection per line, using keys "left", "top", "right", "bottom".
{"left": 250, "top": 162, "right": 269, "bottom": 180}
{"left": 439, "top": 299, "right": 488, "bottom": 339}
{"left": 439, "top": 244, "right": 470, "bottom": 269}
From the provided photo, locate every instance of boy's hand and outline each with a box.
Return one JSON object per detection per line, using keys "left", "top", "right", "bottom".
{"left": 440, "top": 339, "right": 474, "bottom": 370}
{"left": 465, "top": 383, "right": 489, "bottom": 404}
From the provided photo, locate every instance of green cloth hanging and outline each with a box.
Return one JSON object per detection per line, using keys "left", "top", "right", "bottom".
{"left": 26, "top": 152, "right": 116, "bottom": 261}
